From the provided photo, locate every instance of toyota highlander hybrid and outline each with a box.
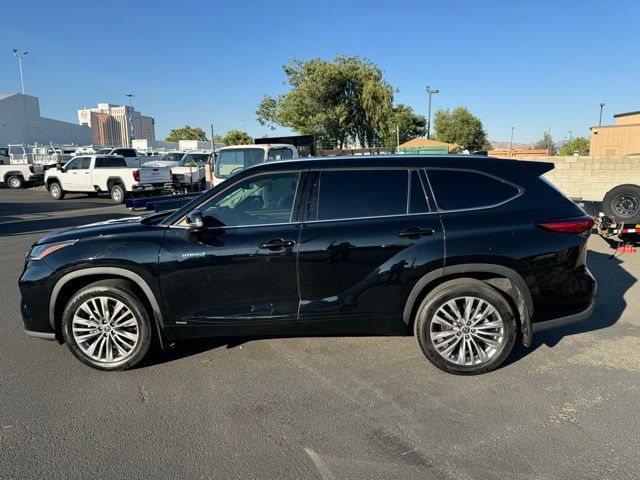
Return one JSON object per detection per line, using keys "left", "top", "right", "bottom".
{"left": 19, "top": 155, "right": 596, "bottom": 374}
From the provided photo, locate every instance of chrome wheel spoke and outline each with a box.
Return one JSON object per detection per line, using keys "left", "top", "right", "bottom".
{"left": 72, "top": 296, "right": 139, "bottom": 364}
{"left": 430, "top": 295, "right": 505, "bottom": 366}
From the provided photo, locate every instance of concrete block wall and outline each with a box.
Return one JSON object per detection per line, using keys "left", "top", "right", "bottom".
{"left": 514, "top": 155, "right": 640, "bottom": 201}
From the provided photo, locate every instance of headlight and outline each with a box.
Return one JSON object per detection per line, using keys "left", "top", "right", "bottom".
{"left": 29, "top": 239, "right": 78, "bottom": 260}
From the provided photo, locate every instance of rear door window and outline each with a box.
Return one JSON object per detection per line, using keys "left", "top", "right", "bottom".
{"left": 315, "top": 170, "right": 408, "bottom": 221}
{"left": 427, "top": 169, "right": 520, "bottom": 211}
{"left": 409, "top": 170, "right": 429, "bottom": 213}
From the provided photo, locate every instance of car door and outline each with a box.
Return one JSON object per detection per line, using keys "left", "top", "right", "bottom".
{"left": 60, "top": 157, "right": 83, "bottom": 189}
{"left": 297, "top": 168, "right": 445, "bottom": 335}
{"left": 75, "top": 157, "right": 93, "bottom": 191}
{"left": 158, "top": 169, "right": 306, "bottom": 338}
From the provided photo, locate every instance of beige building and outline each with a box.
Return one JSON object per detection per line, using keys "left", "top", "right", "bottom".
{"left": 77, "top": 103, "right": 155, "bottom": 148}
{"left": 590, "top": 111, "right": 640, "bottom": 156}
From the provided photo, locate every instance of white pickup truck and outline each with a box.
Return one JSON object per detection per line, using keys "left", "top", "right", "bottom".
{"left": 45, "top": 155, "right": 172, "bottom": 203}
{"left": 0, "top": 161, "right": 44, "bottom": 188}
{"left": 144, "top": 150, "right": 211, "bottom": 190}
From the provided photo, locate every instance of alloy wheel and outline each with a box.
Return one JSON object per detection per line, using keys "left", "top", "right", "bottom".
{"left": 71, "top": 296, "right": 140, "bottom": 364}
{"left": 430, "top": 296, "right": 505, "bottom": 366}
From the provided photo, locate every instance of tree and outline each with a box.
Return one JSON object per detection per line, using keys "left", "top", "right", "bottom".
{"left": 165, "top": 125, "right": 208, "bottom": 142}
{"left": 433, "top": 107, "right": 491, "bottom": 151}
{"left": 221, "top": 130, "right": 253, "bottom": 145}
{"left": 533, "top": 132, "right": 558, "bottom": 155}
{"left": 382, "top": 104, "right": 427, "bottom": 147}
{"left": 256, "top": 56, "right": 394, "bottom": 149}
{"left": 559, "top": 137, "right": 589, "bottom": 156}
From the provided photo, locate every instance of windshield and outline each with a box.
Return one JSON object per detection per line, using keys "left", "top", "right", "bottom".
{"left": 181, "top": 153, "right": 209, "bottom": 167}
{"left": 159, "top": 152, "right": 185, "bottom": 163}
{"left": 215, "top": 148, "right": 265, "bottom": 178}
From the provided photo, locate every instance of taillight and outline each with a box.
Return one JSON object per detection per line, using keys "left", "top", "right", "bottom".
{"left": 29, "top": 164, "right": 34, "bottom": 173}
{"left": 535, "top": 216, "right": 594, "bottom": 234}
{"left": 133, "top": 169, "right": 140, "bottom": 181}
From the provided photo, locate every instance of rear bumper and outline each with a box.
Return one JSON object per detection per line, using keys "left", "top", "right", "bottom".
{"left": 532, "top": 298, "right": 595, "bottom": 334}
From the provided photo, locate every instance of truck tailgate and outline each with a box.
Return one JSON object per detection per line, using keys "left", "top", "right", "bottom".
{"left": 138, "top": 166, "right": 171, "bottom": 183}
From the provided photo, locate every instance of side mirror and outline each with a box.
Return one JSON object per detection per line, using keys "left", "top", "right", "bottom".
{"left": 186, "top": 210, "right": 204, "bottom": 231}
{"left": 57, "top": 165, "right": 65, "bottom": 172}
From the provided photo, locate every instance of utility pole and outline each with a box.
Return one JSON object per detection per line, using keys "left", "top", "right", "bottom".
{"left": 568, "top": 130, "right": 572, "bottom": 142}
{"left": 12, "top": 49, "right": 28, "bottom": 94}
{"left": 426, "top": 85, "right": 439, "bottom": 139}
{"left": 599, "top": 102, "right": 605, "bottom": 127}
{"left": 510, "top": 126, "right": 514, "bottom": 150}
{"left": 125, "top": 94, "right": 135, "bottom": 148}
{"left": 396, "top": 125, "right": 400, "bottom": 148}
{"left": 547, "top": 127, "right": 552, "bottom": 154}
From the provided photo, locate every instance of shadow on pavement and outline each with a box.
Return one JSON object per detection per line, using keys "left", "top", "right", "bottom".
{"left": 0, "top": 199, "right": 113, "bottom": 221}
{"left": 505, "top": 249, "right": 634, "bottom": 366}
{"left": 0, "top": 213, "right": 132, "bottom": 236}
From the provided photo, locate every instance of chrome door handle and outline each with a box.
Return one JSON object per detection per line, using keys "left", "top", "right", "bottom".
{"left": 398, "top": 228, "right": 435, "bottom": 238}
{"left": 259, "top": 239, "right": 296, "bottom": 250}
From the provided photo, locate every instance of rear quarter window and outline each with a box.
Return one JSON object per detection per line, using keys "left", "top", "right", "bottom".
{"left": 427, "top": 169, "right": 521, "bottom": 211}
{"left": 95, "top": 157, "right": 127, "bottom": 168}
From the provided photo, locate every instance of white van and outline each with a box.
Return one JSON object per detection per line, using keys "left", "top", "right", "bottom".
{"left": 213, "top": 144, "right": 298, "bottom": 185}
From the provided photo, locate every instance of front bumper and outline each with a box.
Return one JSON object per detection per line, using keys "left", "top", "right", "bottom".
{"left": 19, "top": 259, "right": 57, "bottom": 339}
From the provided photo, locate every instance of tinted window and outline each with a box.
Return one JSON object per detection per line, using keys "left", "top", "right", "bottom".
{"left": 316, "top": 170, "right": 408, "bottom": 221}
{"left": 200, "top": 172, "right": 299, "bottom": 227}
{"left": 114, "top": 149, "right": 137, "bottom": 157}
{"left": 95, "top": 157, "right": 127, "bottom": 168}
{"left": 427, "top": 170, "right": 520, "bottom": 210}
{"left": 80, "top": 157, "right": 91, "bottom": 169}
{"left": 65, "top": 158, "right": 82, "bottom": 170}
{"left": 215, "top": 149, "right": 265, "bottom": 178}
{"left": 410, "top": 170, "right": 429, "bottom": 213}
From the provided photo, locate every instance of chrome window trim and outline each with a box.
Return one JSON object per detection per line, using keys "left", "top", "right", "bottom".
{"left": 424, "top": 167, "right": 524, "bottom": 213}
{"left": 305, "top": 211, "right": 438, "bottom": 225}
{"left": 174, "top": 170, "right": 303, "bottom": 228}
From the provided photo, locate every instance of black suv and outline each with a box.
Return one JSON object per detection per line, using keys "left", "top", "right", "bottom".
{"left": 19, "top": 155, "right": 596, "bottom": 374}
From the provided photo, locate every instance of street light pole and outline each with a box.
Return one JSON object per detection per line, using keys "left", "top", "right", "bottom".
{"left": 125, "top": 94, "right": 135, "bottom": 148}
{"left": 568, "top": 130, "right": 572, "bottom": 142}
{"left": 510, "top": 126, "right": 514, "bottom": 150}
{"left": 547, "top": 127, "right": 552, "bottom": 154}
{"left": 426, "top": 85, "right": 439, "bottom": 140}
{"left": 12, "top": 49, "right": 28, "bottom": 94}
{"left": 599, "top": 102, "right": 605, "bottom": 127}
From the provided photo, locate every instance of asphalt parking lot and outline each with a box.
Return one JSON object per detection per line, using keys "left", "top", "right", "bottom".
{"left": 1, "top": 189, "right": 639, "bottom": 480}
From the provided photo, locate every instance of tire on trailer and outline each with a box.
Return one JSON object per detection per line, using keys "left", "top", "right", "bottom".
{"left": 110, "top": 184, "right": 126, "bottom": 204}
{"left": 602, "top": 184, "right": 640, "bottom": 224}
{"left": 7, "top": 175, "right": 24, "bottom": 189}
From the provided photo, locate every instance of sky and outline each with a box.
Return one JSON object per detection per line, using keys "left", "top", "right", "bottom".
{"left": 1, "top": 0, "right": 638, "bottom": 144}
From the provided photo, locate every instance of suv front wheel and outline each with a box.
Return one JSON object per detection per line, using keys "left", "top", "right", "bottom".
{"left": 414, "top": 280, "right": 516, "bottom": 375}
{"left": 61, "top": 280, "right": 152, "bottom": 370}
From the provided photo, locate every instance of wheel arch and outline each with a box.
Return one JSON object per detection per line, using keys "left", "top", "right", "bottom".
{"left": 106, "top": 177, "right": 125, "bottom": 190}
{"left": 403, "top": 264, "right": 533, "bottom": 346}
{"left": 46, "top": 176, "right": 59, "bottom": 189}
{"left": 4, "top": 171, "right": 24, "bottom": 182}
{"left": 49, "top": 267, "right": 170, "bottom": 348}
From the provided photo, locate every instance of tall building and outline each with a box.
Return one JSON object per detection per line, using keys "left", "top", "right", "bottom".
{"left": 0, "top": 93, "right": 91, "bottom": 146}
{"left": 77, "top": 103, "right": 155, "bottom": 148}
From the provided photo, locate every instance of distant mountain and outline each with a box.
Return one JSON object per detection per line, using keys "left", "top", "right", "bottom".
{"left": 489, "top": 140, "right": 535, "bottom": 150}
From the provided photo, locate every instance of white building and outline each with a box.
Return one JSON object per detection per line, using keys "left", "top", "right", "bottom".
{"left": 77, "top": 103, "right": 156, "bottom": 148}
{"left": 132, "top": 139, "right": 178, "bottom": 151}
{"left": 0, "top": 93, "right": 91, "bottom": 146}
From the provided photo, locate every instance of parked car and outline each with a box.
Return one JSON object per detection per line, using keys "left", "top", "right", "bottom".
{"left": 44, "top": 155, "right": 172, "bottom": 203}
{"left": 145, "top": 150, "right": 210, "bottom": 189}
{"left": 19, "top": 155, "right": 596, "bottom": 373}
{"left": 213, "top": 144, "right": 298, "bottom": 185}
{"left": 93, "top": 147, "right": 150, "bottom": 168}
{"left": 0, "top": 160, "right": 44, "bottom": 188}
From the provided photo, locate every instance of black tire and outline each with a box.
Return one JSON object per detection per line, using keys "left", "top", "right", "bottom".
{"left": 110, "top": 184, "right": 126, "bottom": 204}
{"left": 414, "top": 279, "right": 517, "bottom": 375}
{"left": 49, "top": 181, "right": 65, "bottom": 200}
{"left": 7, "top": 175, "right": 24, "bottom": 189}
{"left": 602, "top": 184, "right": 640, "bottom": 223}
{"left": 61, "top": 280, "right": 153, "bottom": 371}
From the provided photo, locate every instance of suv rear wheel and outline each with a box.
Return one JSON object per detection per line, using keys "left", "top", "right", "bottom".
{"left": 61, "top": 280, "right": 152, "bottom": 371}
{"left": 414, "top": 280, "right": 516, "bottom": 375}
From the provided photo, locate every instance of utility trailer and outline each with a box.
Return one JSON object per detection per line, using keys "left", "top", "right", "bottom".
{"left": 596, "top": 214, "right": 640, "bottom": 255}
